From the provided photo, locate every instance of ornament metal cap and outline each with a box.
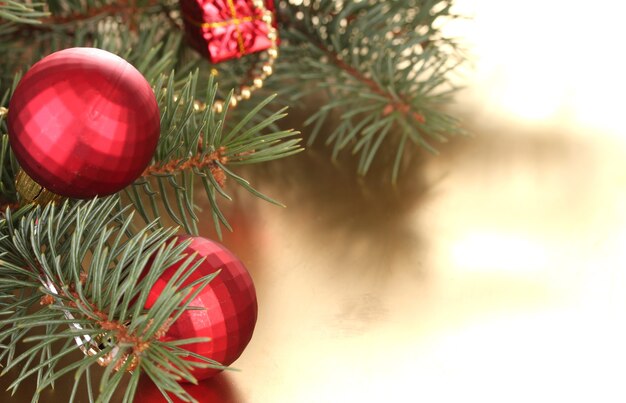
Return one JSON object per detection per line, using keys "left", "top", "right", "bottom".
{"left": 15, "top": 170, "right": 63, "bottom": 205}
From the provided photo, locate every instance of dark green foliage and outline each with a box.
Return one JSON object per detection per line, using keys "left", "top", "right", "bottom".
{"left": 276, "top": 0, "right": 466, "bottom": 180}
{"left": 0, "top": 1, "right": 47, "bottom": 25}
{"left": 0, "top": 198, "right": 225, "bottom": 402}
{"left": 127, "top": 73, "right": 300, "bottom": 236}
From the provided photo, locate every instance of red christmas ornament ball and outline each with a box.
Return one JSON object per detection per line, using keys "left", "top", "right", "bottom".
{"left": 135, "top": 374, "right": 238, "bottom": 403}
{"left": 145, "top": 236, "right": 258, "bottom": 381}
{"left": 7, "top": 47, "right": 160, "bottom": 199}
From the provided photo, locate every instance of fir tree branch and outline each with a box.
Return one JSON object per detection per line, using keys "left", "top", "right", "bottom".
{"left": 0, "top": 198, "right": 226, "bottom": 402}
{"left": 310, "top": 40, "right": 427, "bottom": 124}
{"left": 0, "top": 1, "right": 155, "bottom": 38}
{"left": 42, "top": 0, "right": 158, "bottom": 23}
{"left": 0, "top": 1, "right": 48, "bottom": 25}
{"left": 142, "top": 147, "right": 229, "bottom": 187}
{"left": 40, "top": 0, "right": 178, "bottom": 24}
{"left": 275, "top": 0, "right": 466, "bottom": 181}
{"left": 126, "top": 72, "right": 301, "bottom": 236}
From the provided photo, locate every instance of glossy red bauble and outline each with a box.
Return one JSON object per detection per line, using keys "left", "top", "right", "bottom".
{"left": 146, "top": 236, "right": 258, "bottom": 381}
{"left": 7, "top": 47, "right": 160, "bottom": 199}
{"left": 135, "top": 374, "right": 239, "bottom": 403}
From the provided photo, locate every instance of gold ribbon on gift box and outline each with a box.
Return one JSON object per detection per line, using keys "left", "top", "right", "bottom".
{"left": 183, "top": 0, "right": 279, "bottom": 113}
{"left": 185, "top": 0, "right": 264, "bottom": 55}
{"left": 226, "top": 0, "right": 247, "bottom": 55}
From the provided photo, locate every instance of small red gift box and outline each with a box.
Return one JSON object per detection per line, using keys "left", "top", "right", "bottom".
{"left": 180, "top": 0, "right": 278, "bottom": 63}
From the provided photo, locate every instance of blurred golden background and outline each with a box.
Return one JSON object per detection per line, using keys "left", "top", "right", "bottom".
{"left": 5, "top": 1, "right": 626, "bottom": 401}
{"left": 215, "top": 2, "right": 626, "bottom": 401}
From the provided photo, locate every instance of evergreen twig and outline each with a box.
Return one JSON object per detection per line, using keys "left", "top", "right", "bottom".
{"left": 0, "top": 199, "right": 223, "bottom": 403}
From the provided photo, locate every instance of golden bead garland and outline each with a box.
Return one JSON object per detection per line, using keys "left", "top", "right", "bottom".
{"left": 193, "top": 0, "right": 279, "bottom": 114}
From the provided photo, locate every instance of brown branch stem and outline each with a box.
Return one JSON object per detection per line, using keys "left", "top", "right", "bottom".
{"left": 6, "top": 0, "right": 162, "bottom": 36}
{"left": 39, "top": 0, "right": 158, "bottom": 26}
{"left": 142, "top": 146, "right": 229, "bottom": 188}
{"left": 312, "top": 42, "right": 425, "bottom": 123}
{"left": 0, "top": 146, "right": 229, "bottom": 214}
{"left": 40, "top": 284, "right": 173, "bottom": 372}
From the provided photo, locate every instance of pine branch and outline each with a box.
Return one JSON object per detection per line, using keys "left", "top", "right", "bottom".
{"left": 127, "top": 72, "right": 301, "bottom": 236}
{"left": 275, "top": 0, "right": 466, "bottom": 181}
{"left": 0, "top": 1, "right": 181, "bottom": 83}
{"left": 0, "top": 1, "right": 155, "bottom": 41}
{"left": 43, "top": 0, "right": 158, "bottom": 22}
{"left": 0, "top": 1, "right": 48, "bottom": 25}
{"left": 0, "top": 80, "right": 20, "bottom": 204}
{"left": 0, "top": 198, "right": 226, "bottom": 402}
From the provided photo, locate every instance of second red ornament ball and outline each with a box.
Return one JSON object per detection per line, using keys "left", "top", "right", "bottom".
{"left": 145, "top": 236, "right": 258, "bottom": 381}
{"left": 7, "top": 47, "right": 160, "bottom": 199}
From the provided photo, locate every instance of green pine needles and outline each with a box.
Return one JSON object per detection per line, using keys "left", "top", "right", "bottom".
{"left": 128, "top": 73, "right": 300, "bottom": 237}
{"left": 278, "top": 0, "right": 466, "bottom": 181}
{"left": 0, "top": 198, "right": 222, "bottom": 402}
{"left": 0, "top": 0, "right": 466, "bottom": 402}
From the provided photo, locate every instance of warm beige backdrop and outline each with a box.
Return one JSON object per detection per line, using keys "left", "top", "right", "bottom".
{"left": 222, "top": 2, "right": 626, "bottom": 401}
{"left": 4, "top": 1, "right": 626, "bottom": 401}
